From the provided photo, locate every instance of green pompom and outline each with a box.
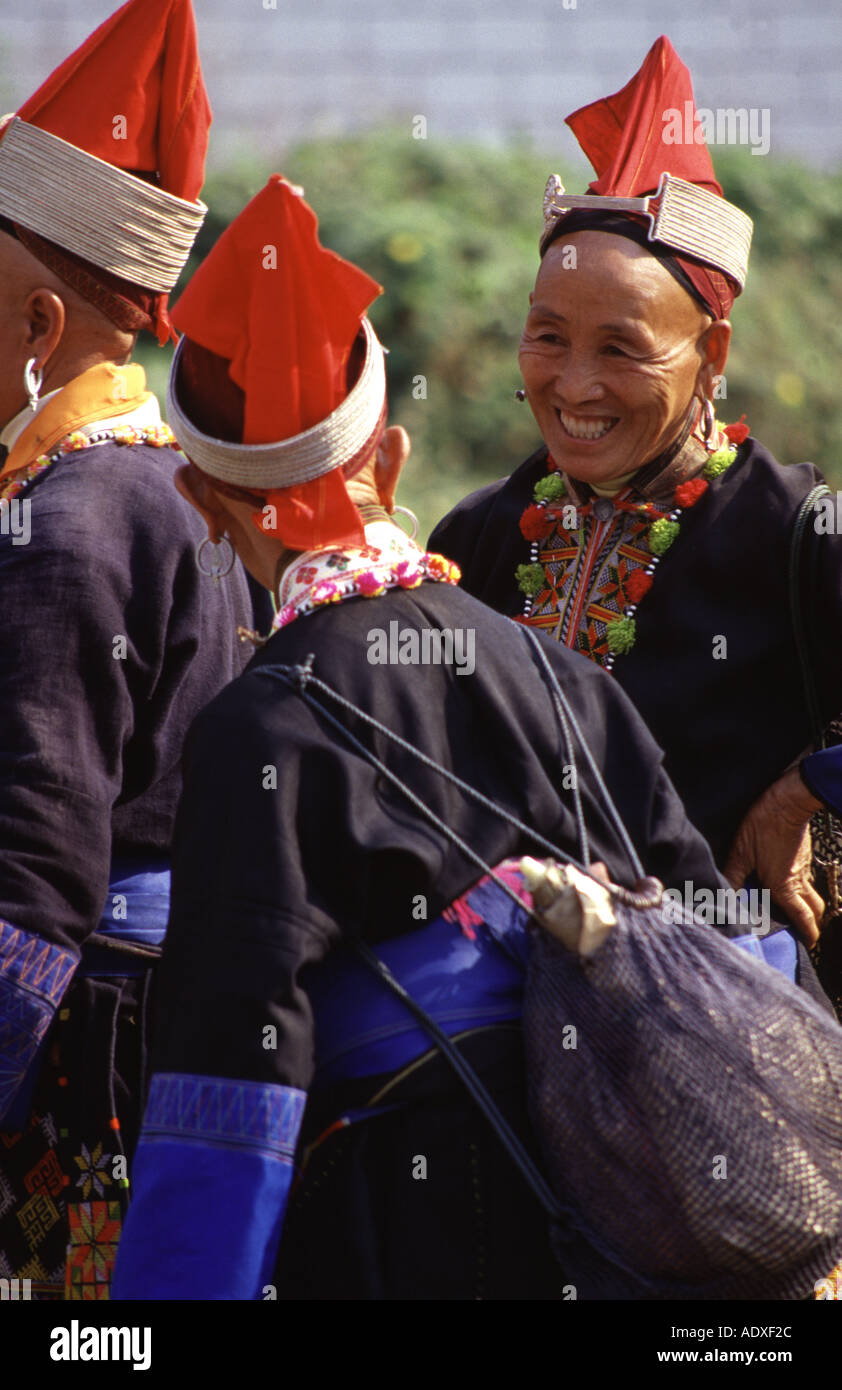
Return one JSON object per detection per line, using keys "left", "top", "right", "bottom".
{"left": 515, "top": 562, "right": 546, "bottom": 596}
{"left": 533, "top": 473, "right": 566, "bottom": 503}
{"left": 703, "top": 445, "right": 736, "bottom": 480}
{"left": 648, "top": 518, "right": 681, "bottom": 556}
{"left": 605, "top": 616, "right": 637, "bottom": 654}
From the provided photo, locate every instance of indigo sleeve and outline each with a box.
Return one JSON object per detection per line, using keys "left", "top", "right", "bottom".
{"left": 111, "top": 1073, "right": 306, "bottom": 1300}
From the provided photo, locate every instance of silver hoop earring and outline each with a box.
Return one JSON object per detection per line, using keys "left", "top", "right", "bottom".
{"left": 391, "top": 505, "right": 419, "bottom": 541}
{"left": 24, "top": 358, "right": 43, "bottom": 412}
{"left": 195, "top": 535, "right": 235, "bottom": 581}
{"left": 699, "top": 396, "right": 716, "bottom": 448}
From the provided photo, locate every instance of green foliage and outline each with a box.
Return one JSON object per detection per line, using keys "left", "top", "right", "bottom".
{"left": 713, "top": 151, "right": 842, "bottom": 483}
{"left": 137, "top": 131, "right": 842, "bottom": 542}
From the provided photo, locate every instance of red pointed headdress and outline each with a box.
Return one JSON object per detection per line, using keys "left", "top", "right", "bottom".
{"left": 541, "top": 37, "right": 753, "bottom": 317}
{"left": 167, "top": 175, "right": 387, "bottom": 553}
{"left": 0, "top": 0, "right": 211, "bottom": 342}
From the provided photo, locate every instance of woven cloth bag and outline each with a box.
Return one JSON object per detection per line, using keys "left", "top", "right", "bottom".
{"left": 524, "top": 867, "right": 842, "bottom": 1300}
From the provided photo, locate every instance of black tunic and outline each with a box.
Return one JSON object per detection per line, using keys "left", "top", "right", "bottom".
{"left": 429, "top": 438, "right": 842, "bottom": 868}
{"left": 0, "top": 436, "right": 258, "bottom": 1297}
{"left": 0, "top": 439, "right": 255, "bottom": 951}
{"left": 133, "top": 580, "right": 729, "bottom": 1300}
{"left": 155, "top": 581, "right": 727, "bottom": 1090}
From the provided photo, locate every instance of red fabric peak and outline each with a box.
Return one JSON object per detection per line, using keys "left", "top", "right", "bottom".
{"left": 172, "top": 174, "right": 382, "bottom": 445}
{"left": 16, "top": 0, "right": 210, "bottom": 203}
{"left": 566, "top": 36, "right": 722, "bottom": 200}
{"left": 563, "top": 36, "right": 737, "bottom": 317}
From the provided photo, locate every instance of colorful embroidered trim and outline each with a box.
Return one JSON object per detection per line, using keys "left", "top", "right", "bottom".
{"left": 65, "top": 1200, "right": 123, "bottom": 1301}
{"left": 442, "top": 859, "right": 533, "bottom": 941}
{"left": 0, "top": 422, "right": 176, "bottom": 503}
{"left": 140, "top": 1073, "right": 307, "bottom": 1164}
{"left": 0, "top": 920, "right": 77, "bottom": 1124}
{"left": 515, "top": 416, "right": 748, "bottom": 670}
{"left": 274, "top": 520, "right": 461, "bottom": 631}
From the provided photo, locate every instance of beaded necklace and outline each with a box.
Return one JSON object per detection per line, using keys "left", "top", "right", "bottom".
{"left": 515, "top": 415, "right": 750, "bottom": 670}
{"left": 0, "top": 422, "right": 176, "bottom": 503}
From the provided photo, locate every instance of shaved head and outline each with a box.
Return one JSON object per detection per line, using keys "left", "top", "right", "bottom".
{"left": 0, "top": 229, "right": 135, "bottom": 429}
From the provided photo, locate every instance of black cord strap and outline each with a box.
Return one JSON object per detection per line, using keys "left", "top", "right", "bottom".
{"left": 352, "top": 937, "right": 564, "bottom": 1220}
{"left": 257, "top": 625, "right": 655, "bottom": 907}
{"left": 256, "top": 627, "right": 663, "bottom": 1224}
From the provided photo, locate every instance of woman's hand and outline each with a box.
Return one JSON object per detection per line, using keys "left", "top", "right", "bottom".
{"left": 724, "top": 766, "right": 826, "bottom": 945}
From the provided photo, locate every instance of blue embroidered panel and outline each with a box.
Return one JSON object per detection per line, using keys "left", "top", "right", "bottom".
{"left": 111, "top": 1073, "right": 306, "bottom": 1300}
{"left": 0, "top": 920, "right": 77, "bottom": 1127}
{"left": 142, "top": 1071, "right": 305, "bottom": 1161}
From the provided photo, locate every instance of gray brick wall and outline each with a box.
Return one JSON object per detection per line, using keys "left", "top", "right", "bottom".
{"left": 0, "top": 0, "right": 839, "bottom": 169}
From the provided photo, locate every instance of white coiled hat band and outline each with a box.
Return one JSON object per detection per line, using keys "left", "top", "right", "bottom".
{"left": 0, "top": 117, "right": 207, "bottom": 292}
{"left": 167, "top": 317, "right": 387, "bottom": 488}
{"left": 542, "top": 171, "right": 752, "bottom": 291}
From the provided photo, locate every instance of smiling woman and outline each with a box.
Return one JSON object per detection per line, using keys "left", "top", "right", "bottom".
{"left": 429, "top": 35, "right": 842, "bottom": 1005}
{"left": 518, "top": 231, "right": 729, "bottom": 487}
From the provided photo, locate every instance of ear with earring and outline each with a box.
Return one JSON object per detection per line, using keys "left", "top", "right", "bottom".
{"left": 374, "top": 434, "right": 419, "bottom": 540}
{"left": 24, "top": 358, "right": 43, "bottom": 412}
{"left": 698, "top": 395, "right": 716, "bottom": 452}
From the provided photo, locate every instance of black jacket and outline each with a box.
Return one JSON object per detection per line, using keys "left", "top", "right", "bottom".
{"left": 429, "top": 438, "right": 842, "bottom": 866}
{"left": 0, "top": 439, "right": 256, "bottom": 953}
{"left": 153, "top": 580, "right": 727, "bottom": 1092}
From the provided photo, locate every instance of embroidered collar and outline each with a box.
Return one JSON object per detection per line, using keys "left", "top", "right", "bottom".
{"left": 0, "top": 413, "right": 176, "bottom": 504}
{"left": 0, "top": 362, "right": 156, "bottom": 482}
{"left": 515, "top": 415, "right": 750, "bottom": 668}
{"left": 273, "top": 519, "right": 461, "bottom": 630}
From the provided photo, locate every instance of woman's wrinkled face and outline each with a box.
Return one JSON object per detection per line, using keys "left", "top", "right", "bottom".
{"left": 518, "top": 231, "right": 716, "bottom": 485}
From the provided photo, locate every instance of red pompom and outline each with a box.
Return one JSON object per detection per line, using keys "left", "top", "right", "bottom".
{"left": 723, "top": 414, "right": 750, "bottom": 445}
{"left": 674, "top": 477, "right": 709, "bottom": 508}
{"left": 519, "top": 504, "right": 552, "bottom": 541}
{"left": 625, "top": 568, "right": 654, "bottom": 603}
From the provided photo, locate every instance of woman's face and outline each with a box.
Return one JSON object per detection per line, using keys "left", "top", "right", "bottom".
{"left": 518, "top": 231, "right": 721, "bottom": 485}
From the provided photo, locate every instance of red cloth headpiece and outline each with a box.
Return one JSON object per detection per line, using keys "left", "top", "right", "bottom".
{"left": 2, "top": 0, "right": 211, "bottom": 342}
{"left": 551, "top": 36, "right": 740, "bottom": 317}
{"left": 170, "top": 175, "right": 385, "bottom": 552}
